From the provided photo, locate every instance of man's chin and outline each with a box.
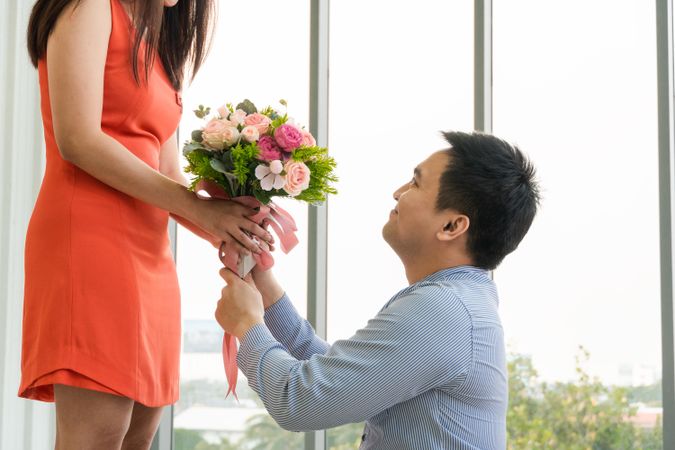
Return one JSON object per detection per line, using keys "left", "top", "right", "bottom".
{"left": 381, "top": 222, "right": 396, "bottom": 248}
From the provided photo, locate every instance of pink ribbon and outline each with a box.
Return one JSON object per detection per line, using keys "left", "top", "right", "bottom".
{"left": 194, "top": 180, "right": 298, "bottom": 397}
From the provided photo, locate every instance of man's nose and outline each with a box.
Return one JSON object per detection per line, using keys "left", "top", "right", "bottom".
{"left": 393, "top": 183, "right": 406, "bottom": 201}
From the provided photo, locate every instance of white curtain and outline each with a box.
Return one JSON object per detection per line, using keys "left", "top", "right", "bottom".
{"left": 0, "top": 1, "right": 56, "bottom": 448}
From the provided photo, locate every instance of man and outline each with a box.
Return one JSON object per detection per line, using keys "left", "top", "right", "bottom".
{"left": 215, "top": 131, "right": 540, "bottom": 449}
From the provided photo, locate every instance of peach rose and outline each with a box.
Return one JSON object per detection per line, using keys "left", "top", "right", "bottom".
{"left": 283, "top": 160, "right": 311, "bottom": 196}
{"left": 229, "top": 109, "right": 247, "bottom": 125}
{"left": 241, "top": 125, "right": 260, "bottom": 143}
{"left": 202, "top": 119, "right": 232, "bottom": 150}
{"left": 300, "top": 129, "right": 316, "bottom": 147}
{"left": 244, "top": 113, "right": 272, "bottom": 135}
{"left": 217, "top": 105, "right": 230, "bottom": 120}
{"left": 221, "top": 126, "right": 241, "bottom": 147}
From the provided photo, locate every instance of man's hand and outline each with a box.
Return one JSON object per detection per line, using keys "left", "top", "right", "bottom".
{"left": 215, "top": 268, "right": 265, "bottom": 339}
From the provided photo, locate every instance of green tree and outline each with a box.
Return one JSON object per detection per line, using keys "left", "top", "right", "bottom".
{"left": 507, "top": 348, "right": 663, "bottom": 450}
{"left": 327, "top": 422, "right": 364, "bottom": 449}
{"left": 239, "top": 414, "right": 304, "bottom": 450}
{"left": 175, "top": 429, "right": 206, "bottom": 450}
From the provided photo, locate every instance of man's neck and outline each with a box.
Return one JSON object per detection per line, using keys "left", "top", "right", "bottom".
{"left": 403, "top": 255, "right": 475, "bottom": 285}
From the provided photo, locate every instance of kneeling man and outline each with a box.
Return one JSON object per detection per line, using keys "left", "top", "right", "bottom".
{"left": 215, "top": 131, "right": 540, "bottom": 450}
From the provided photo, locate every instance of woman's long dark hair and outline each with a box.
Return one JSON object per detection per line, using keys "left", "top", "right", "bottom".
{"left": 26, "top": 0, "right": 215, "bottom": 91}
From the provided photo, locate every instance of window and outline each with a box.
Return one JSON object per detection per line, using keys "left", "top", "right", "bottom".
{"left": 326, "top": 0, "right": 474, "bottom": 445}
{"left": 174, "top": 1, "right": 310, "bottom": 448}
{"left": 493, "top": 1, "right": 663, "bottom": 447}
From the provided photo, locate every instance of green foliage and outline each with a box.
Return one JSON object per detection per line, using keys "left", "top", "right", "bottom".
{"left": 270, "top": 114, "right": 288, "bottom": 129}
{"left": 194, "top": 105, "right": 211, "bottom": 119}
{"left": 236, "top": 99, "right": 257, "bottom": 115}
{"left": 292, "top": 147, "right": 338, "bottom": 204}
{"left": 174, "top": 429, "right": 209, "bottom": 450}
{"left": 327, "top": 423, "right": 364, "bottom": 449}
{"left": 507, "top": 348, "right": 663, "bottom": 450}
{"left": 626, "top": 380, "right": 662, "bottom": 407}
{"left": 240, "top": 414, "right": 304, "bottom": 450}
{"left": 230, "top": 143, "right": 260, "bottom": 193}
{"left": 183, "top": 148, "right": 230, "bottom": 194}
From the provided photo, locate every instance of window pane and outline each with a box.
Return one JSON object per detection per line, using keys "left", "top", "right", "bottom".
{"left": 493, "top": 1, "right": 662, "bottom": 447}
{"left": 174, "top": 1, "right": 309, "bottom": 448}
{"left": 326, "top": 1, "right": 474, "bottom": 446}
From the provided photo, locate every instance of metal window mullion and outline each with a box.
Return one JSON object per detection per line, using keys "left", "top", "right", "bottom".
{"left": 151, "top": 148, "right": 179, "bottom": 450}
{"left": 474, "top": 0, "right": 492, "bottom": 134}
{"left": 306, "top": 0, "right": 329, "bottom": 449}
{"left": 656, "top": 0, "right": 675, "bottom": 447}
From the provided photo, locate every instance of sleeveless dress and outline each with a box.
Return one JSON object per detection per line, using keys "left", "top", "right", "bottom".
{"left": 18, "top": 0, "right": 183, "bottom": 407}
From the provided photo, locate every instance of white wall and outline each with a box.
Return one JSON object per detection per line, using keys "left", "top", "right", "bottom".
{"left": 0, "top": 0, "right": 56, "bottom": 448}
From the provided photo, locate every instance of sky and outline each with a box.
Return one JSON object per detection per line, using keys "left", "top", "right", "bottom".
{"left": 176, "top": 0, "right": 662, "bottom": 389}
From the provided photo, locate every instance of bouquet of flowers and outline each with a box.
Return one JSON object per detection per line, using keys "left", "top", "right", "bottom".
{"left": 184, "top": 99, "right": 336, "bottom": 202}
{"left": 182, "top": 99, "right": 337, "bottom": 398}
{"left": 183, "top": 99, "right": 337, "bottom": 276}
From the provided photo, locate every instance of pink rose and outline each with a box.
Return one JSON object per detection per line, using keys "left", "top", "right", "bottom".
{"left": 274, "top": 124, "right": 304, "bottom": 151}
{"left": 283, "top": 160, "right": 311, "bottom": 196}
{"left": 300, "top": 129, "right": 316, "bottom": 147}
{"left": 229, "top": 109, "right": 247, "bottom": 125}
{"left": 257, "top": 135, "right": 282, "bottom": 161}
{"left": 202, "top": 119, "right": 232, "bottom": 150}
{"left": 241, "top": 125, "right": 260, "bottom": 143}
{"left": 244, "top": 113, "right": 272, "bottom": 135}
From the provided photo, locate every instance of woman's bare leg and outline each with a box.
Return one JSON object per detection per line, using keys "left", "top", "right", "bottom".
{"left": 120, "top": 402, "right": 165, "bottom": 450}
{"left": 54, "top": 384, "right": 134, "bottom": 450}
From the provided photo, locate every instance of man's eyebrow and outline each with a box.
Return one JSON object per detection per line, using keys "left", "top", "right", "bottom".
{"left": 414, "top": 167, "right": 422, "bottom": 181}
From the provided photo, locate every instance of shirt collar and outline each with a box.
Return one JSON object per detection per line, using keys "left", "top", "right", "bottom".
{"left": 421, "top": 265, "right": 489, "bottom": 284}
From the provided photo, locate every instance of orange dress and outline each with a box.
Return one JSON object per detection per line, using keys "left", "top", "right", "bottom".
{"left": 19, "top": 0, "right": 182, "bottom": 407}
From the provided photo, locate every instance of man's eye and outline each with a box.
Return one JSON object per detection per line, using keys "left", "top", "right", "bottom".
{"left": 410, "top": 177, "right": 417, "bottom": 186}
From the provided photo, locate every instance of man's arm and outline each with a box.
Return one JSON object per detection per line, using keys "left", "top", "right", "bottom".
{"left": 263, "top": 294, "right": 330, "bottom": 360}
{"left": 252, "top": 268, "right": 330, "bottom": 360}
{"left": 237, "top": 284, "right": 473, "bottom": 432}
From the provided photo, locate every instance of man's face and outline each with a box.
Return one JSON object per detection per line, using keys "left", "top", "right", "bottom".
{"left": 383, "top": 150, "right": 451, "bottom": 256}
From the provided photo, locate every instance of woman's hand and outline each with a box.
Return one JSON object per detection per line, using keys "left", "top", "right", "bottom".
{"left": 187, "top": 197, "right": 274, "bottom": 257}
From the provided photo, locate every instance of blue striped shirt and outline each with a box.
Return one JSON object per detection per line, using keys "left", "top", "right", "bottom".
{"left": 238, "top": 265, "right": 507, "bottom": 449}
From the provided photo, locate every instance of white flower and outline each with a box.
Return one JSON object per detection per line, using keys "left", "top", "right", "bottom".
{"left": 255, "top": 160, "right": 286, "bottom": 191}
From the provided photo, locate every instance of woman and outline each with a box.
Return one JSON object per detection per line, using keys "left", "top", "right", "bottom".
{"left": 18, "top": 0, "right": 272, "bottom": 448}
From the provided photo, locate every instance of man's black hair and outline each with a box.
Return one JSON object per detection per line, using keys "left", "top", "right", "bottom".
{"left": 438, "top": 131, "right": 540, "bottom": 270}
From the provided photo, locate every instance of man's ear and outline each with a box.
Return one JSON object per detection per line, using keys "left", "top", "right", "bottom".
{"left": 436, "top": 214, "right": 470, "bottom": 242}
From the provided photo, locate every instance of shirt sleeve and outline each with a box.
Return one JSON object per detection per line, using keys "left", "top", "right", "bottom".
{"left": 262, "top": 293, "right": 330, "bottom": 360}
{"left": 237, "top": 284, "right": 474, "bottom": 432}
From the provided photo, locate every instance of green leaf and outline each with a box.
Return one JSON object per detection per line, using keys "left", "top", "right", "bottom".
{"left": 271, "top": 114, "right": 288, "bottom": 129}
{"left": 182, "top": 141, "right": 208, "bottom": 157}
{"left": 236, "top": 99, "right": 257, "bottom": 115}
{"left": 191, "top": 129, "right": 204, "bottom": 143}
{"left": 193, "top": 104, "right": 211, "bottom": 119}
{"left": 253, "top": 188, "right": 273, "bottom": 205}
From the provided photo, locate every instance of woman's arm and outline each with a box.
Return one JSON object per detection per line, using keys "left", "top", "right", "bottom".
{"left": 47, "top": 0, "right": 271, "bottom": 255}
{"left": 158, "top": 130, "right": 221, "bottom": 247}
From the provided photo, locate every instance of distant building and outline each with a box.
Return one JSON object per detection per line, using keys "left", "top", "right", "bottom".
{"left": 174, "top": 406, "right": 267, "bottom": 444}
{"left": 627, "top": 404, "right": 662, "bottom": 429}
{"left": 617, "top": 363, "right": 658, "bottom": 386}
